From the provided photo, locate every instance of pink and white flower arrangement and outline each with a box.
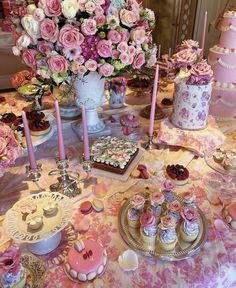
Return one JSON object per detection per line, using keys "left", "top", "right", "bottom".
{"left": 0, "top": 122, "right": 22, "bottom": 178}
{"left": 12, "top": 0, "right": 156, "bottom": 84}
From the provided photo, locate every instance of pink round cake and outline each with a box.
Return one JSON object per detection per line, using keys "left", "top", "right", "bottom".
{"left": 120, "top": 114, "right": 140, "bottom": 128}
{"left": 208, "top": 10, "right": 236, "bottom": 118}
{"left": 65, "top": 239, "right": 107, "bottom": 282}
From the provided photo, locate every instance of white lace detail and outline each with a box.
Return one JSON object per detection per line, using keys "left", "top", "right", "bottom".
{"left": 110, "top": 0, "right": 127, "bottom": 9}
{"left": 208, "top": 58, "right": 236, "bottom": 69}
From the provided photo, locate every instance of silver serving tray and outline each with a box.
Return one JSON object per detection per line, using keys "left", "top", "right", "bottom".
{"left": 118, "top": 192, "right": 208, "bottom": 261}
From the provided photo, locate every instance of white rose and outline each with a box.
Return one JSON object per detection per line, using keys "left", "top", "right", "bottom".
{"left": 21, "top": 15, "right": 41, "bottom": 39}
{"left": 38, "top": 0, "right": 47, "bottom": 9}
{"left": 85, "top": 1, "right": 96, "bottom": 14}
{"left": 61, "top": 0, "right": 79, "bottom": 19}
{"left": 106, "top": 14, "right": 120, "bottom": 28}
{"left": 120, "top": 9, "right": 137, "bottom": 28}
{"left": 16, "top": 34, "right": 31, "bottom": 49}
{"left": 145, "top": 8, "right": 155, "bottom": 21}
{"left": 27, "top": 4, "right": 37, "bottom": 15}
{"left": 130, "top": 28, "right": 146, "bottom": 45}
{"left": 12, "top": 46, "right": 21, "bottom": 56}
{"left": 33, "top": 8, "right": 45, "bottom": 22}
{"left": 146, "top": 54, "right": 156, "bottom": 68}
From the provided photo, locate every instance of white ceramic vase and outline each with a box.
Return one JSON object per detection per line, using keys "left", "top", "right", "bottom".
{"left": 171, "top": 82, "right": 212, "bottom": 130}
{"left": 74, "top": 72, "right": 105, "bottom": 134}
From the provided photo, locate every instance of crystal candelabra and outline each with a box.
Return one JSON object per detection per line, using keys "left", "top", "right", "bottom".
{"left": 26, "top": 164, "right": 42, "bottom": 182}
{"left": 49, "top": 158, "right": 81, "bottom": 197}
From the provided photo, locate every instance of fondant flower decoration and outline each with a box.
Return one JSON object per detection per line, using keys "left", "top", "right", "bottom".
{"left": 150, "top": 192, "right": 165, "bottom": 206}
{"left": 182, "top": 191, "right": 195, "bottom": 203}
{"left": 167, "top": 200, "right": 182, "bottom": 212}
{"left": 131, "top": 194, "right": 145, "bottom": 209}
{"left": 118, "top": 249, "right": 139, "bottom": 272}
{"left": 140, "top": 211, "right": 155, "bottom": 227}
{"left": 162, "top": 179, "right": 176, "bottom": 190}
{"left": 0, "top": 246, "right": 21, "bottom": 276}
{"left": 159, "top": 215, "right": 176, "bottom": 230}
{"left": 181, "top": 206, "right": 198, "bottom": 222}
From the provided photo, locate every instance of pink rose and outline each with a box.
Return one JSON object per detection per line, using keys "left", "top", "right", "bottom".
{"left": 99, "top": 63, "right": 114, "bottom": 77}
{"left": 75, "top": 55, "right": 85, "bottom": 65}
{"left": 85, "top": 1, "right": 96, "bottom": 14}
{"left": 40, "top": 19, "right": 59, "bottom": 43}
{"left": 150, "top": 192, "right": 165, "bottom": 206}
{"left": 94, "top": 15, "right": 106, "bottom": 26}
{"left": 140, "top": 211, "right": 155, "bottom": 227}
{"left": 85, "top": 59, "right": 98, "bottom": 71}
{"left": 81, "top": 19, "right": 97, "bottom": 36}
{"left": 0, "top": 247, "right": 21, "bottom": 276}
{"left": 97, "top": 40, "right": 112, "bottom": 58}
{"left": 132, "top": 52, "right": 145, "bottom": 69}
{"left": 37, "top": 41, "right": 54, "bottom": 54}
{"left": 167, "top": 200, "right": 181, "bottom": 212}
{"left": 181, "top": 206, "right": 198, "bottom": 222}
{"left": 44, "top": 0, "right": 61, "bottom": 17}
{"left": 112, "top": 50, "right": 120, "bottom": 59}
{"left": 18, "top": 6, "right": 27, "bottom": 18}
{"left": 162, "top": 179, "right": 176, "bottom": 190}
{"left": 107, "top": 30, "right": 122, "bottom": 44}
{"left": 95, "top": 6, "right": 104, "bottom": 15}
{"left": 120, "top": 9, "right": 137, "bottom": 28}
{"left": 120, "top": 28, "right": 130, "bottom": 42}
{"left": 22, "top": 49, "right": 38, "bottom": 67}
{"left": 48, "top": 55, "right": 68, "bottom": 73}
{"left": 130, "top": 28, "right": 146, "bottom": 45}
{"left": 160, "top": 215, "right": 176, "bottom": 229}
{"left": 59, "top": 24, "right": 84, "bottom": 48}
{"left": 128, "top": 54, "right": 134, "bottom": 65}
{"left": 78, "top": 65, "right": 87, "bottom": 75}
{"left": 119, "top": 53, "right": 129, "bottom": 65}
{"left": 128, "top": 45, "right": 136, "bottom": 55}
{"left": 117, "top": 41, "right": 128, "bottom": 53}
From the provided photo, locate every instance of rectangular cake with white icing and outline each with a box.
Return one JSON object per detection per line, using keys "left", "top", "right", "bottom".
{"left": 91, "top": 136, "right": 139, "bottom": 175}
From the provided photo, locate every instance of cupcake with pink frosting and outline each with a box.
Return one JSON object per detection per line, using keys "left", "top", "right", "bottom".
{"left": 148, "top": 192, "right": 165, "bottom": 218}
{"left": 127, "top": 194, "right": 145, "bottom": 228}
{"left": 140, "top": 211, "right": 158, "bottom": 246}
{"left": 158, "top": 215, "right": 177, "bottom": 251}
{"left": 166, "top": 200, "right": 182, "bottom": 222}
{"left": 180, "top": 206, "right": 199, "bottom": 242}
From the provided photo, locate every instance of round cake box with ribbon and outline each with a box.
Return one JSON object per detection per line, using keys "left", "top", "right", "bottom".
{"left": 171, "top": 82, "right": 212, "bottom": 130}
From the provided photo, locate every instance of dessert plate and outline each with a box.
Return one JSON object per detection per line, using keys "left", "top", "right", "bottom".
{"left": 118, "top": 192, "right": 208, "bottom": 261}
{"left": 4, "top": 192, "right": 73, "bottom": 244}
{"left": 205, "top": 156, "right": 236, "bottom": 178}
{"left": 21, "top": 253, "right": 46, "bottom": 288}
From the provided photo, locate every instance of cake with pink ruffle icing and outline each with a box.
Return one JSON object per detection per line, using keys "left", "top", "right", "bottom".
{"left": 65, "top": 239, "right": 107, "bottom": 282}
{"left": 208, "top": 10, "right": 236, "bottom": 117}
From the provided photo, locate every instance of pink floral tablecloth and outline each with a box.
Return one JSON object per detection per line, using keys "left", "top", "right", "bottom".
{"left": 0, "top": 93, "right": 236, "bottom": 287}
{"left": 157, "top": 116, "right": 225, "bottom": 157}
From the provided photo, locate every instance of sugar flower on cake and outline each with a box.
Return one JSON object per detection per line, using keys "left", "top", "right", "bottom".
{"left": 0, "top": 246, "right": 21, "bottom": 276}
{"left": 0, "top": 123, "right": 22, "bottom": 178}
{"left": 11, "top": 0, "right": 156, "bottom": 84}
{"left": 186, "top": 59, "right": 213, "bottom": 85}
{"left": 177, "top": 39, "right": 202, "bottom": 56}
{"left": 131, "top": 194, "right": 145, "bottom": 210}
{"left": 172, "top": 49, "right": 197, "bottom": 69}
{"left": 159, "top": 215, "right": 176, "bottom": 230}
{"left": 181, "top": 206, "right": 198, "bottom": 223}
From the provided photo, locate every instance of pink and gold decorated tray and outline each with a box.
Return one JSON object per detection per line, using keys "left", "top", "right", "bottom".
{"left": 118, "top": 191, "right": 208, "bottom": 261}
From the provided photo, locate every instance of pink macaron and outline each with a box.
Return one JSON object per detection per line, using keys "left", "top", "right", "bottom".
{"left": 80, "top": 201, "right": 93, "bottom": 215}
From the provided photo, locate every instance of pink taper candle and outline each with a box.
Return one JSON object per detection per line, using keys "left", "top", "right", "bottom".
{"left": 81, "top": 105, "right": 90, "bottom": 161}
{"left": 201, "top": 11, "right": 208, "bottom": 51}
{"left": 148, "top": 65, "right": 159, "bottom": 136}
{"left": 22, "top": 111, "right": 37, "bottom": 169}
{"left": 55, "top": 100, "right": 66, "bottom": 160}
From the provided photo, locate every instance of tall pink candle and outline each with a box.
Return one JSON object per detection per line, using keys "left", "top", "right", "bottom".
{"left": 148, "top": 65, "right": 159, "bottom": 136}
{"left": 55, "top": 101, "right": 66, "bottom": 160}
{"left": 81, "top": 105, "right": 90, "bottom": 161}
{"left": 22, "top": 111, "right": 37, "bottom": 169}
{"left": 201, "top": 11, "right": 208, "bottom": 51}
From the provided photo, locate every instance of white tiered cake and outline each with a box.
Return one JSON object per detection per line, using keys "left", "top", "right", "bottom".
{"left": 208, "top": 10, "right": 236, "bottom": 118}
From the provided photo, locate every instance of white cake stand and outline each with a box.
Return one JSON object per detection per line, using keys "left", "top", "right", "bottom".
{"left": 4, "top": 192, "right": 73, "bottom": 255}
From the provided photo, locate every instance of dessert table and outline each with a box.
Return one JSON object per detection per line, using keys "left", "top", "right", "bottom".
{"left": 1, "top": 91, "right": 236, "bottom": 288}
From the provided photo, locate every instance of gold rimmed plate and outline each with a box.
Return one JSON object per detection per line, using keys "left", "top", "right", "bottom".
{"left": 118, "top": 192, "right": 208, "bottom": 261}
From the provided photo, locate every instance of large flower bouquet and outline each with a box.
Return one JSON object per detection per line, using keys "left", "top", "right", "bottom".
{"left": 0, "top": 122, "right": 22, "bottom": 178}
{"left": 12, "top": 0, "right": 156, "bottom": 85}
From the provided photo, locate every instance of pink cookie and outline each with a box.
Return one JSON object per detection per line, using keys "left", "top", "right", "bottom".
{"left": 80, "top": 201, "right": 93, "bottom": 215}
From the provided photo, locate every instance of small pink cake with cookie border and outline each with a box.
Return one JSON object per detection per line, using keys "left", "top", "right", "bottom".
{"left": 64, "top": 239, "right": 107, "bottom": 282}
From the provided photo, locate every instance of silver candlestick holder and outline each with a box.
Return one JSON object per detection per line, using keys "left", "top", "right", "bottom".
{"left": 26, "top": 164, "right": 42, "bottom": 182}
{"left": 142, "top": 134, "right": 157, "bottom": 150}
{"left": 81, "top": 156, "right": 93, "bottom": 173}
{"left": 49, "top": 158, "right": 81, "bottom": 198}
